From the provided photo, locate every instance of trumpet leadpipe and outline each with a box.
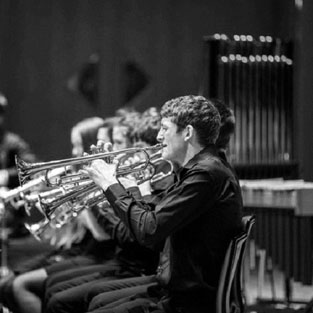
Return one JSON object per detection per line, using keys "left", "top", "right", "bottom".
{"left": 40, "top": 182, "right": 99, "bottom": 218}
{"left": 15, "top": 143, "right": 165, "bottom": 185}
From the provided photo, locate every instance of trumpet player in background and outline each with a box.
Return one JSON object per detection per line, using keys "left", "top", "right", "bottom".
{"left": 47, "top": 116, "right": 111, "bottom": 249}
{"left": 0, "top": 91, "right": 38, "bottom": 240}
{"left": 0, "top": 91, "right": 39, "bottom": 313}
{"left": 0, "top": 92, "right": 37, "bottom": 190}
{"left": 7, "top": 108, "right": 159, "bottom": 313}
{"left": 51, "top": 107, "right": 178, "bottom": 313}
{"left": 0, "top": 115, "right": 116, "bottom": 313}
{"left": 41, "top": 108, "right": 174, "bottom": 313}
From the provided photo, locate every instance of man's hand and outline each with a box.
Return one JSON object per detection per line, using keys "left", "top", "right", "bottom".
{"left": 84, "top": 159, "right": 118, "bottom": 192}
{"left": 83, "top": 141, "right": 119, "bottom": 192}
{"left": 0, "top": 169, "right": 9, "bottom": 187}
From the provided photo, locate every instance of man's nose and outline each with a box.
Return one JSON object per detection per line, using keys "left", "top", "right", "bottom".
{"left": 156, "top": 131, "right": 163, "bottom": 143}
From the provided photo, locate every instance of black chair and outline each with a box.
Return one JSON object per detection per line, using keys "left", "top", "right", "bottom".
{"left": 216, "top": 215, "right": 256, "bottom": 313}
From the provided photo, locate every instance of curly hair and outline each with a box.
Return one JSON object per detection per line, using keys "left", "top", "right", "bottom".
{"left": 160, "top": 95, "right": 221, "bottom": 146}
{"left": 210, "top": 98, "right": 235, "bottom": 149}
{"left": 116, "top": 111, "right": 142, "bottom": 144}
{"left": 134, "top": 107, "right": 161, "bottom": 146}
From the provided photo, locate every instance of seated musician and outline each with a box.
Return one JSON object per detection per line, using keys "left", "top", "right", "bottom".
{"left": 82, "top": 95, "right": 243, "bottom": 313}
{"left": 0, "top": 91, "right": 38, "bottom": 238}
{"left": 0, "top": 92, "right": 37, "bottom": 189}
{"left": 0, "top": 116, "right": 114, "bottom": 312}
{"left": 40, "top": 107, "right": 174, "bottom": 313}
{"left": 74, "top": 98, "right": 238, "bottom": 313}
{"left": 60, "top": 97, "right": 238, "bottom": 313}
{"left": 8, "top": 108, "right": 163, "bottom": 313}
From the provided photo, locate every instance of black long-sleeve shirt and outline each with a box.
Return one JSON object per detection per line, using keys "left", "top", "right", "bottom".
{"left": 104, "top": 145, "right": 243, "bottom": 313}
{"left": 91, "top": 186, "right": 167, "bottom": 275}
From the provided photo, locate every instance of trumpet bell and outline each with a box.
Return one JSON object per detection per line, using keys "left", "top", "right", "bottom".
{"left": 15, "top": 156, "right": 30, "bottom": 185}
{"left": 23, "top": 202, "right": 51, "bottom": 241}
{"left": 24, "top": 219, "right": 50, "bottom": 241}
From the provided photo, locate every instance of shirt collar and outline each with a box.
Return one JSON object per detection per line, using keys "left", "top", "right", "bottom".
{"left": 175, "top": 144, "right": 218, "bottom": 179}
{"left": 184, "top": 144, "right": 218, "bottom": 169}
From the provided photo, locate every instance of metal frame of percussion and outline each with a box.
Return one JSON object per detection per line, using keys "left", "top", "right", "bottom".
{"left": 200, "top": 33, "right": 298, "bottom": 179}
{"left": 199, "top": 33, "right": 313, "bottom": 305}
{"left": 241, "top": 179, "right": 313, "bottom": 304}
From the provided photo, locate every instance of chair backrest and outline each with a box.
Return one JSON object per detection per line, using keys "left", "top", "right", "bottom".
{"left": 216, "top": 215, "right": 255, "bottom": 313}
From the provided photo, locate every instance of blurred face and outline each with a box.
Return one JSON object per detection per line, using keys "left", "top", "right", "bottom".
{"left": 71, "top": 130, "right": 84, "bottom": 157}
{"left": 97, "top": 127, "right": 111, "bottom": 143}
{"left": 157, "top": 117, "right": 187, "bottom": 165}
{"left": 112, "top": 126, "right": 132, "bottom": 150}
{"left": 133, "top": 140, "right": 148, "bottom": 148}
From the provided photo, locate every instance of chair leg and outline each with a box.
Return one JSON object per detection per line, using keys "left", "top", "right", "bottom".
{"left": 243, "top": 241, "right": 255, "bottom": 305}
{"left": 249, "top": 240, "right": 256, "bottom": 271}
{"left": 284, "top": 277, "right": 293, "bottom": 305}
{"left": 257, "top": 249, "right": 266, "bottom": 300}
{"left": 267, "top": 258, "right": 276, "bottom": 301}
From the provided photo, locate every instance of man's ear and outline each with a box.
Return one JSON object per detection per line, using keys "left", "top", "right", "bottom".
{"left": 184, "top": 125, "right": 194, "bottom": 142}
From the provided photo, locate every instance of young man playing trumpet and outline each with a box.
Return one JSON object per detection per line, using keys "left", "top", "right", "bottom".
{"left": 80, "top": 98, "right": 238, "bottom": 313}
{"left": 84, "top": 95, "right": 243, "bottom": 313}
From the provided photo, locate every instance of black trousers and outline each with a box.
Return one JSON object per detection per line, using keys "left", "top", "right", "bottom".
{"left": 44, "top": 259, "right": 124, "bottom": 307}
{"left": 86, "top": 275, "right": 158, "bottom": 310}
{"left": 0, "top": 253, "right": 99, "bottom": 313}
{"left": 45, "top": 274, "right": 157, "bottom": 313}
{"left": 87, "top": 297, "right": 164, "bottom": 313}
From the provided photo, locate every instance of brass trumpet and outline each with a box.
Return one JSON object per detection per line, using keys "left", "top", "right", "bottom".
{"left": 25, "top": 185, "right": 107, "bottom": 241}
{"left": 39, "top": 182, "right": 101, "bottom": 219}
{"left": 23, "top": 186, "right": 66, "bottom": 215}
{"left": 35, "top": 157, "right": 173, "bottom": 224}
{"left": 23, "top": 185, "right": 91, "bottom": 241}
{"left": 0, "top": 167, "right": 67, "bottom": 210}
{"left": 16, "top": 144, "right": 164, "bottom": 186}
{"left": 18, "top": 144, "right": 173, "bottom": 226}
{"left": 22, "top": 187, "right": 68, "bottom": 240}
{"left": 149, "top": 158, "right": 174, "bottom": 184}
{"left": 24, "top": 202, "right": 77, "bottom": 241}
{"left": 24, "top": 217, "right": 51, "bottom": 241}
{"left": 131, "top": 153, "right": 174, "bottom": 185}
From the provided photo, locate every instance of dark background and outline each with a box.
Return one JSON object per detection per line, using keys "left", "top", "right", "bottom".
{"left": 0, "top": 0, "right": 312, "bottom": 180}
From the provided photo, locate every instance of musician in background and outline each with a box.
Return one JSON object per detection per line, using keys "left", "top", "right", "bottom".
{"left": 0, "top": 92, "right": 37, "bottom": 189}
{"left": 40, "top": 108, "right": 174, "bottom": 313}
{"left": 96, "top": 116, "right": 118, "bottom": 146}
{"left": 0, "top": 116, "right": 115, "bottom": 313}
{"left": 40, "top": 112, "right": 144, "bottom": 287}
{"left": 9, "top": 109, "right": 155, "bottom": 313}
{"left": 84, "top": 95, "right": 243, "bottom": 313}
{"left": 52, "top": 116, "right": 109, "bottom": 248}
{"left": 0, "top": 92, "right": 38, "bottom": 240}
